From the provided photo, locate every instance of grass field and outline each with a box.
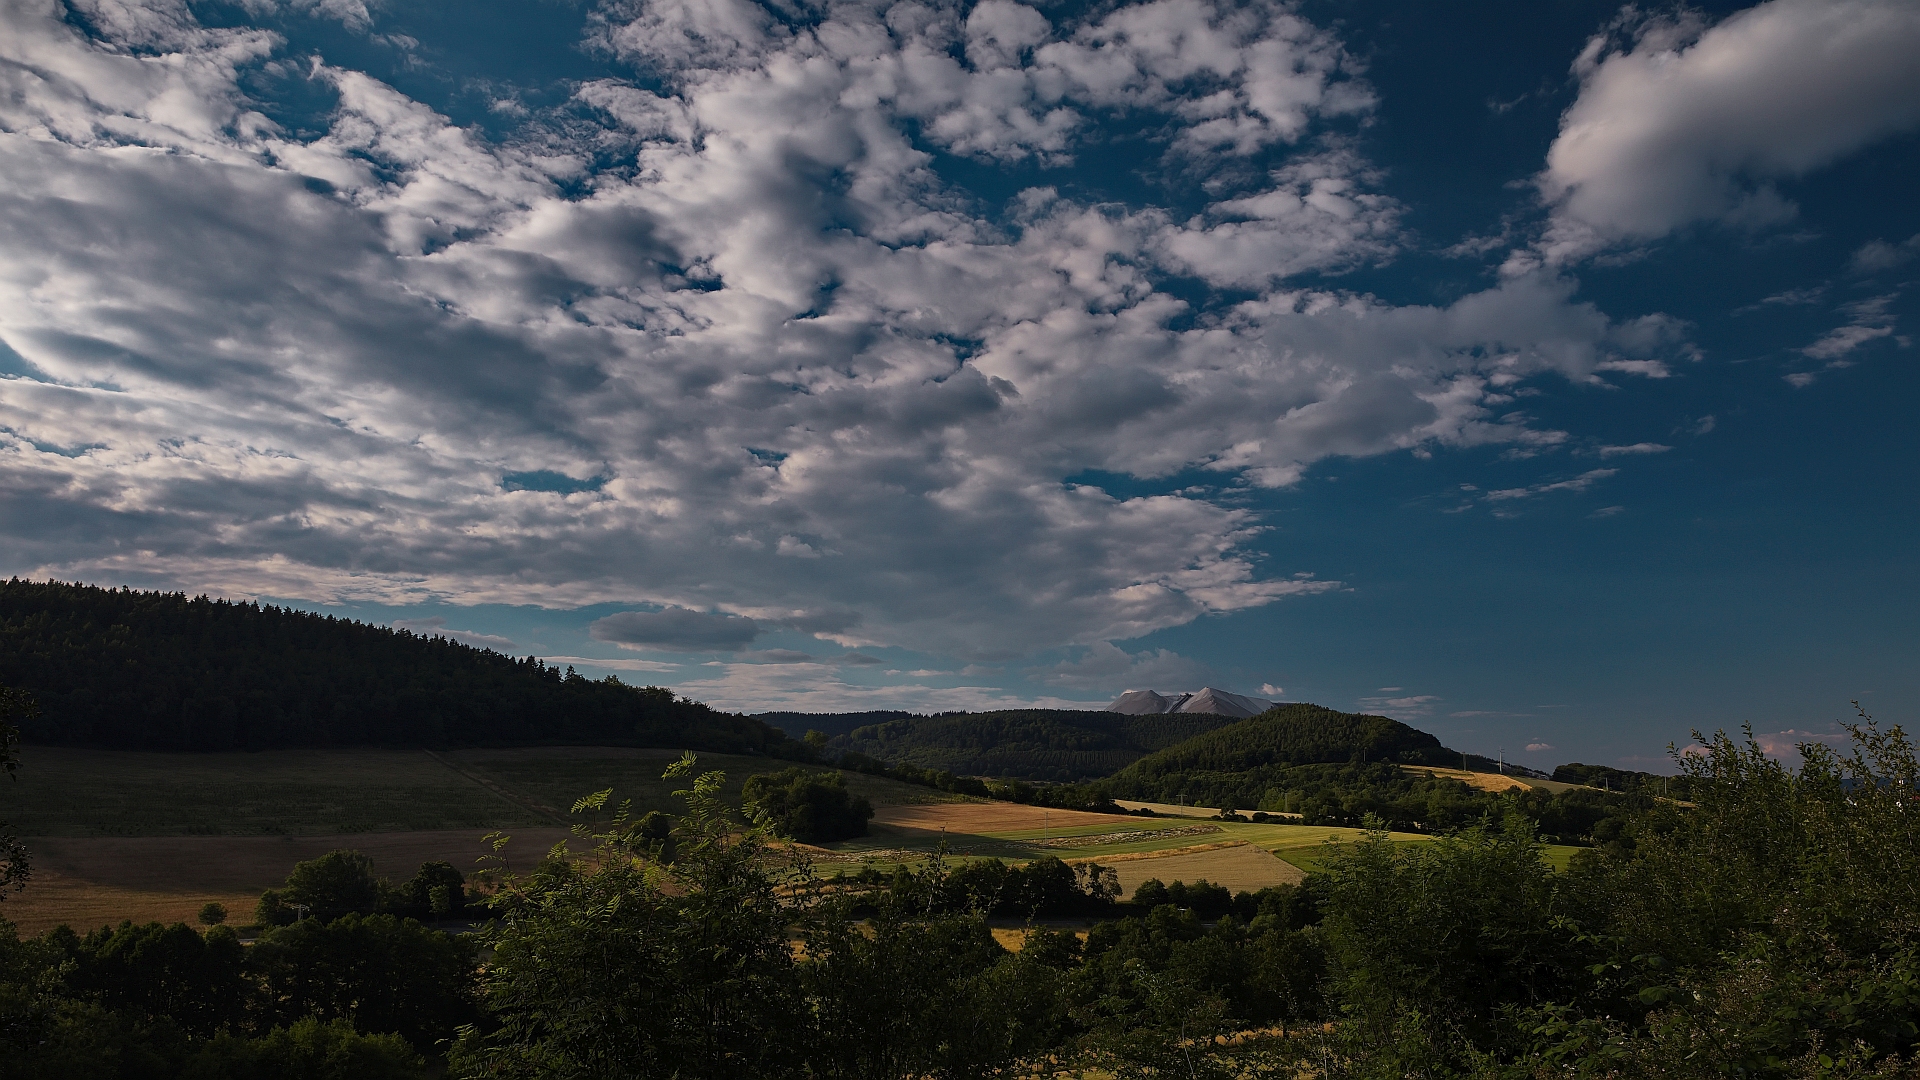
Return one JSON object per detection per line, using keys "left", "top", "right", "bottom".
{"left": 5, "top": 828, "right": 579, "bottom": 936}
{"left": 0, "top": 746, "right": 956, "bottom": 934}
{"left": 0, "top": 747, "right": 553, "bottom": 837}
{"left": 0, "top": 746, "right": 958, "bottom": 839}
{"left": 0, "top": 749, "right": 1595, "bottom": 933}
{"left": 448, "top": 747, "right": 964, "bottom": 825}
{"left": 819, "top": 807, "right": 1590, "bottom": 892}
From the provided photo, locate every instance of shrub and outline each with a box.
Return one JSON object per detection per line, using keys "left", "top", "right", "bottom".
{"left": 741, "top": 768, "right": 873, "bottom": 844}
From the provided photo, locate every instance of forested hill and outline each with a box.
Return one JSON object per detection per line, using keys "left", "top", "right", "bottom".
{"left": 754, "top": 709, "right": 916, "bottom": 741}
{"left": 1105, "top": 703, "right": 1454, "bottom": 793}
{"left": 824, "top": 709, "right": 1240, "bottom": 781}
{"left": 0, "top": 580, "right": 798, "bottom": 754}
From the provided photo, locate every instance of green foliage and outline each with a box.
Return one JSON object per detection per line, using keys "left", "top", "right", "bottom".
{"left": 0, "top": 579, "right": 796, "bottom": 753}
{"left": 1316, "top": 815, "right": 1584, "bottom": 1070}
{"left": 917, "top": 856, "right": 1120, "bottom": 918}
{"left": 455, "top": 755, "right": 811, "bottom": 1079}
{"left": 196, "top": 903, "right": 227, "bottom": 926}
{"left": 0, "top": 686, "right": 34, "bottom": 902}
{"left": 800, "top": 874, "right": 1067, "bottom": 1079}
{"left": 182, "top": 1018, "right": 427, "bottom": 1080}
{"left": 740, "top": 766, "right": 874, "bottom": 843}
{"left": 251, "top": 914, "right": 481, "bottom": 1049}
{"left": 0, "top": 910, "right": 466, "bottom": 1076}
{"left": 59, "top": 921, "right": 252, "bottom": 1038}
{"left": 283, "top": 850, "right": 383, "bottom": 921}
{"left": 1070, "top": 889, "right": 1329, "bottom": 1076}
{"left": 1305, "top": 712, "right": 1920, "bottom": 1079}
{"left": 1117, "top": 704, "right": 1454, "bottom": 778}
{"left": 1552, "top": 760, "right": 1694, "bottom": 797}
{"left": 392, "top": 861, "right": 469, "bottom": 920}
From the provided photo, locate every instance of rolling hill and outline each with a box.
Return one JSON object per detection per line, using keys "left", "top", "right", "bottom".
{"left": 0, "top": 580, "right": 800, "bottom": 755}
{"left": 821, "top": 709, "right": 1242, "bottom": 780}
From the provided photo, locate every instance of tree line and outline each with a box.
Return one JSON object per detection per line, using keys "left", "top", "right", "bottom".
{"left": 0, "top": 580, "right": 800, "bottom": 754}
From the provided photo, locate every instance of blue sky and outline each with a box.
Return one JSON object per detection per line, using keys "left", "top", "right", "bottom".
{"left": 1, "top": 0, "right": 1915, "bottom": 769}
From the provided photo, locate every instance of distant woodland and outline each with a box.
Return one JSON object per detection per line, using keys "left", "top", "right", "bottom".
{"left": 0, "top": 580, "right": 799, "bottom": 755}
{"left": 824, "top": 709, "right": 1239, "bottom": 780}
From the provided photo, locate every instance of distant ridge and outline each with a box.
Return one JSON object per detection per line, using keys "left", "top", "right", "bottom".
{"left": 1108, "top": 687, "right": 1276, "bottom": 719}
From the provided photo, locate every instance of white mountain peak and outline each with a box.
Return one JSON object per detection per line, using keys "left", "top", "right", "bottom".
{"left": 1106, "top": 687, "right": 1276, "bottom": 719}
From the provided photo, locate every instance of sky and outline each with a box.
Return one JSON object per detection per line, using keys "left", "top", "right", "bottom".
{"left": 1, "top": 0, "right": 1916, "bottom": 770}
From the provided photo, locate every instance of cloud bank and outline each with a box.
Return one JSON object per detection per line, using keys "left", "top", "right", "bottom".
{"left": 1527, "top": 0, "right": 1920, "bottom": 266}
{"left": 0, "top": 0, "right": 1694, "bottom": 664}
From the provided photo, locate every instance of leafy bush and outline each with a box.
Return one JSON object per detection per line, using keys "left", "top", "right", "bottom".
{"left": 741, "top": 767, "right": 873, "bottom": 843}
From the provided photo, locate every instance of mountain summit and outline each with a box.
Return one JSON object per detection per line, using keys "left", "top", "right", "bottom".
{"left": 1107, "top": 688, "right": 1276, "bottom": 719}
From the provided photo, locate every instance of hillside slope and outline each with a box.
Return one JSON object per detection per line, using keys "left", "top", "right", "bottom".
{"left": 825, "top": 709, "right": 1240, "bottom": 780}
{"left": 1102, "top": 703, "right": 1455, "bottom": 801}
{"left": 0, "top": 580, "right": 798, "bottom": 755}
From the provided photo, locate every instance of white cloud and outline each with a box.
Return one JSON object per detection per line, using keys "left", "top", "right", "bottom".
{"left": 590, "top": 609, "right": 762, "bottom": 652}
{"left": 1790, "top": 294, "right": 1900, "bottom": 384}
{"left": 1596, "top": 442, "right": 1670, "bottom": 457}
{"left": 1527, "top": 0, "right": 1920, "bottom": 266}
{"left": 541, "top": 654, "right": 682, "bottom": 674}
{"left": 0, "top": 0, "right": 1688, "bottom": 668}
{"left": 672, "top": 659, "right": 1107, "bottom": 713}
{"left": 1849, "top": 234, "right": 1920, "bottom": 275}
{"left": 1035, "top": 640, "right": 1218, "bottom": 693}
{"left": 1482, "top": 468, "right": 1618, "bottom": 502}
{"left": 735, "top": 648, "right": 819, "bottom": 664}
{"left": 1356, "top": 693, "right": 1439, "bottom": 718}
{"left": 1524, "top": 741, "right": 1553, "bottom": 752}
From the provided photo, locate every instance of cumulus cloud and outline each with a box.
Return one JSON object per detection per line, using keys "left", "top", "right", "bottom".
{"left": 1849, "top": 234, "right": 1920, "bottom": 275}
{"left": 1035, "top": 640, "right": 1220, "bottom": 693}
{"left": 1527, "top": 0, "right": 1920, "bottom": 266}
{"left": 1525, "top": 742, "right": 1553, "bottom": 752}
{"left": 590, "top": 609, "right": 762, "bottom": 652}
{"left": 0, "top": 0, "right": 1687, "bottom": 666}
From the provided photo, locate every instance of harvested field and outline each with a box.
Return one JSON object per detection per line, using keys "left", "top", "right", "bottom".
{"left": 870, "top": 802, "right": 1134, "bottom": 834}
{"left": 1088, "top": 843, "right": 1305, "bottom": 899}
{"left": 1399, "top": 765, "right": 1533, "bottom": 793}
{"left": 6, "top": 828, "right": 573, "bottom": 936}
{"left": 1111, "top": 799, "right": 1223, "bottom": 819}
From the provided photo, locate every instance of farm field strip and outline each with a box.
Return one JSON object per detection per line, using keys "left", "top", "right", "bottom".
{"left": 984, "top": 821, "right": 1222, "bottom": 842}
{"left": 1026, "top": 825, "right": 1224, "bottom": 849}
